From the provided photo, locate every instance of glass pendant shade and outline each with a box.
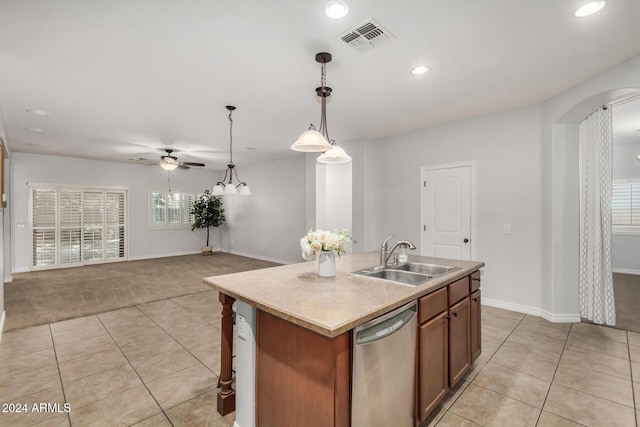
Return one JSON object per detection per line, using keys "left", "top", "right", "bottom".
{"left": 317, "top": 144, "right": 352, "bottom": 164}
{"left": 160, "top": 162, "right": 178, "bottom": 171}
{"left": 238, "top": 185, "right": 252, "bottom": 196}
{"left": 212, "top": 184, "right": 224, "bottom": 196}
{"left": 291, "top": 126, "right": 332, "bottom": 152}
{"left": 224, "top": 184, "right": 238, "bottom": 195}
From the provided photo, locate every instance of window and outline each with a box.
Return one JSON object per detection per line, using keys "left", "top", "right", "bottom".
{"left": 149, "top": 190, "right": 195, "bottom": 229}
{"left": 612, "top": 179, "right": 640, "bottom": 232}
{"left": 30, "top": 185, "right": 127, "bottom": 269}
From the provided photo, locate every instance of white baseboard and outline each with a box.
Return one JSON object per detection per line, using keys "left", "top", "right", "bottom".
{"left": 0, "top": 311, "right": 6, "bottom": 344}
{"left": 4, "top": 274, "right": 12, "bottom": 283}
{"left": 539, "top": 310, "right": 581, "bottom": 323}
{"left": 225, "top": 249, "right": 293, "bottom": 266}
{"left": 13, "top": 267, "right": 29, "bottom": 274}
{"left": 612, "top": 268, "right": 640, "bottom": 275}
{"left": 482, "top": 297, "right": 580, "bottom": 323}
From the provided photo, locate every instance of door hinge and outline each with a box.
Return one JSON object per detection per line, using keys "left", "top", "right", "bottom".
{"left": 423, "top": 225, "right": 426, "bottom": 231}
{"left": 423, "top": 181, "right": 426, "bottom": 187}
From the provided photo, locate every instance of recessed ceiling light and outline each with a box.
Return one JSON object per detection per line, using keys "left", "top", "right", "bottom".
{"left": 325, "top": 1, "right": 349, "bottom": 19}
{"left": 25, "top": 143, "right": 41, "bottom": 147}
{"left": 25, "top": 109, "right": 51, "bottom": 116}
{"left": 574, "top": 1, "right": 606, "bottom": 17}
{"left": 410, "top": 65, "right": 429, "bottom": 75}
{"left": 26, "top": 127, "right": 45, "bottom": 132}
{"left": 244, "top": 147, "right": 257, "bottom": 151}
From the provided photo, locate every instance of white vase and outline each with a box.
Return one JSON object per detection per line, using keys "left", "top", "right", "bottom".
{"left": 318, "top": 251, "right": 335, "bottom": 278}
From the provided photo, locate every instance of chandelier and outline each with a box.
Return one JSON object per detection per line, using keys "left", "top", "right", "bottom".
{"left": 212, "top": 106, "right": 252, "bottom": 196}
{"left": 291, "top": 52, "right": 351, "bottom": 164}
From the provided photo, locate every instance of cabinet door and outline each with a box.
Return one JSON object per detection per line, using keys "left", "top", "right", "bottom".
{"left": 470, "top": 289, "right": 481, "bottom": 362}
{"left": 448, "top": 297, "right": 471, "bottom": 387}
{"left": 418, "top": 311, "right": 449, "bottom": 423}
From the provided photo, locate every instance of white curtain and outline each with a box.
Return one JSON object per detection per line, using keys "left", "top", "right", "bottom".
{"left": 578, "top": 107, "right": 615, "bottom": 325}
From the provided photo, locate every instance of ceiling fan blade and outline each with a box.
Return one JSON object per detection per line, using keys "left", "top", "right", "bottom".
{"left": 181, "top": 162, "right": 205, "bottom": 167}
{"left": 178, "top": 164, "right": 190, "bottom": 169}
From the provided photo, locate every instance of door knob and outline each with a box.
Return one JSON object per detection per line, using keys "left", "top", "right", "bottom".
{"left": 463, "top": 238, "right": 469, "bottom": 243}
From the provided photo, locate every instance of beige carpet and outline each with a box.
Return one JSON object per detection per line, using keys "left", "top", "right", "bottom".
{"left": 613, "top": 272, "right": 640, "bottom": 333}
{"left": 4, "top": 252, "right": 279, "bottom": 331}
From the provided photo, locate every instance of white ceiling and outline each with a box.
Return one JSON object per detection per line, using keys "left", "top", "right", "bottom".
{"left": 1, "top": 0, "right": 640, "bottom": 169}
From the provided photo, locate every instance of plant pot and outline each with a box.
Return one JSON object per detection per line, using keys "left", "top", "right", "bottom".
{"left": 202, "top": 246, "right": 213, "bottom": 256}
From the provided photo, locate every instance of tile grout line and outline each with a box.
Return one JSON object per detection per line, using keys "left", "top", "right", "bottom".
{"left": 94, "top": 312, "right": 176, "bottom": 427}
{"left": 627, "top": 331, "right": 638, "bottom": 426}
{"left": 443, "top": 313, "right": 525, "bottom": 425}
{"left": 136, "top": 303, "right": 223, "bottom": 380}
{"left": 531, "top": 321, "right": 573, "bottom": 426}
{"left": 47, "top": 323, "right": 73, "bottom": 427}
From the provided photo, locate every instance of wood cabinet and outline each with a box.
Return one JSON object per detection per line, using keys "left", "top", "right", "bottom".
{"left": 255, "top": 310, "right": 350, "bottom": 427}
{"left": 448, "top": 296, "right": 471, "bottom": 386}
{"left": 470, "top": 289, "right": 481, "bottom": 362}
{"left": 418, "top": 311, "right": 449, "bottom": 421}
{"left": 417, "top": 271, "right": 481, "bottom": 424}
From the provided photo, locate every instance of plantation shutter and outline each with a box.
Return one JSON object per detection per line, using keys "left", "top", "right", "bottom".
{"left": 182, "top": 194, "right": 195, "bottom": 225}
{"left": 612, "top": 181, "right": 640, "bottom": 226}
{"left": 83, "top": 191, "right": 104, "bottom": 262}
{"left": 105, "top": 191, "right": 126, "bottom": 260}
{"left": 59, "top": 189, "right": 82, "bottom": 264}
{"left": 32, "top": 188, "right": 57, "bottom": 266}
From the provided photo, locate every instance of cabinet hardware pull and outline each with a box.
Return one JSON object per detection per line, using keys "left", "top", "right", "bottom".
{"left": 472, "top": 278, "right": 481, "bottom": 281}
{"left": 446, "top": 316, "right": 451, "bottom": 320}
{"left": 472, "top": 297, "right": 478, "bottom": 302}
{"left": 452, "top": 312, "right": 458, "bottom": 317}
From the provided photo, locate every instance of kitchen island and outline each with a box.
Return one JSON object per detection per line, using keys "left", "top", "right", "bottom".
{"left": 203, "top": 251, "right": 484, "bottom": 427}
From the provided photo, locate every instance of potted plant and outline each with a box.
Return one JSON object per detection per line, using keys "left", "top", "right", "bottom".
{"left": 190, "top": 189, "right": 225, "bottom": 255}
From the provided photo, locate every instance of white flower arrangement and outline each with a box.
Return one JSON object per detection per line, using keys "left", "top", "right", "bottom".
{"left": 300, "top": 228, "right": 350, "bottom": 261}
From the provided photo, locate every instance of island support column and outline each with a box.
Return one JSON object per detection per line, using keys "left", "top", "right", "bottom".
{"left": 218, "top": 292, "right": 236, "bottom": 415}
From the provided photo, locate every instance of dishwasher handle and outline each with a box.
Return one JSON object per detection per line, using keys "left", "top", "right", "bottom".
{"left": 355, "top": 305, "right": 417, "bottom": 345}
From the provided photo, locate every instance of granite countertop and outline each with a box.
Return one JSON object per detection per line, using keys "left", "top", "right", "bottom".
{"left": 202, "top": 251, "right": 484, "bottom": 338}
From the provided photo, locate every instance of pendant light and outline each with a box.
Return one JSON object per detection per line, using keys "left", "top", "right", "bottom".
{"left": 291, "top": 52, "right": 351, "bottom": 164}
{"left": 212, "top": 106, "right": 252, "bottom": 196}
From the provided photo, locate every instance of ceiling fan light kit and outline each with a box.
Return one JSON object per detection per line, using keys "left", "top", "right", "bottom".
{"left": 212, "top": 106, "right": 252, "bottom": 197}
{"left": 291, "top": 52, "right": 351, "bottom": 164}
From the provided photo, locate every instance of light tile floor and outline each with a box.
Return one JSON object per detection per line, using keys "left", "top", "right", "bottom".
{"left": 1, "top": 293, "right": 639, "bottom": 426}
{"left": 425, "top": 306, "right": 640, "bottom": 427}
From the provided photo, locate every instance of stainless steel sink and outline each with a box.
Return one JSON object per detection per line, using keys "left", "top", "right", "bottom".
{"left": 352, "top": 262, "right": 459, "bottom": 287}
{"left": 393, "top": 262, "right": 459, "bottom": 276}
{"left": 364, "top": 269, "right": 432, "bottom": 286}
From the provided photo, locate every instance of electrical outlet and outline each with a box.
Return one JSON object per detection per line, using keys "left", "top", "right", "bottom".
{"left": 503, "top": 224, "right": 511, "bottom": 234}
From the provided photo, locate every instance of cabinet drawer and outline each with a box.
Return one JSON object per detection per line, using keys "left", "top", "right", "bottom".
{"left": 419, "top": 287, "right": 448, "bottom": 324}
{"left": 448, "top": 276, "right": 470, "bottom": 305}
{"left": 470, "top": 271, "right": 481, "bottom": 292}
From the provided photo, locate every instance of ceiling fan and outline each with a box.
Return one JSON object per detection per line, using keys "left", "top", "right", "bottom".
{"left": 129, "top": 149, "right": 206, "bottom": 171}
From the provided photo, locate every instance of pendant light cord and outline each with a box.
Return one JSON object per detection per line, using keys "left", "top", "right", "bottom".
{"left": 318, "top": 61, "right": 333, "bottom": 144}
{"left": 228, "top": 109, "right": 234, "bottom": 164}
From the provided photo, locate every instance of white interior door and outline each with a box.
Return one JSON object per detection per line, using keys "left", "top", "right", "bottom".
{"left": 421, "top": 164, "right": 472, "bottom": 260}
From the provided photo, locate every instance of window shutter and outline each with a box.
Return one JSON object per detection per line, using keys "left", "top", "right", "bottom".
{"left": 59, "top": 190, "right": 82, "bottom": 264}
{"left": 83, "top": 191, "right": 104, "bottom": 262}
{"left": 632, "top": 183, "right": 640, "bottom": 226}
{"left": 106, "top": 191, "right": 126, "bottom": 260}
{"left": 32, "top": 189, "right": 57, "bottom": 266}
{"left": 182, "top": 194, "right": 195, "bottom": 225}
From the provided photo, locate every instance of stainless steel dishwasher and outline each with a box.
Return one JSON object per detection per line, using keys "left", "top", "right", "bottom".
{"left": 352, "top": 300, "right": 417, "bottom": 427}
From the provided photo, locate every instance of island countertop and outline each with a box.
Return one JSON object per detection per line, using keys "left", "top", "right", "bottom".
{"left": 202, "top": 252, "right": 484, "bottom": 338}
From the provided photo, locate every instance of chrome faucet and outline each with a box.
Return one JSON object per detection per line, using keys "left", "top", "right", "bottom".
{"left": 379, "top": 236, "right": 417, "bottom": 268}
{"left": 379, "top": 235, "right": 394, "bottom": 267}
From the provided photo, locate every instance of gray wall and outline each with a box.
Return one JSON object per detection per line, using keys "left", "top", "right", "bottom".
{"left": 219, "top": 155, "right": 306, "bottom": 264}
{"left": 12, "top": 152, "right": 220, "bottom": 272}
{"left": 345, "top": 106, "right": 543, "bottom": 313}
{"left": 541, "top": 54, "right": 640, "bottom": 320}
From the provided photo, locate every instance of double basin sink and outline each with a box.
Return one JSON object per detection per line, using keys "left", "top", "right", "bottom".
{"left": 352, "top": 262, "right": 459, "bottom": 287}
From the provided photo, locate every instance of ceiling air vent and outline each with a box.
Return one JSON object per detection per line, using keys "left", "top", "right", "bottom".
{"left": 338, "top": 18, "right": 394, "bottom": 52}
